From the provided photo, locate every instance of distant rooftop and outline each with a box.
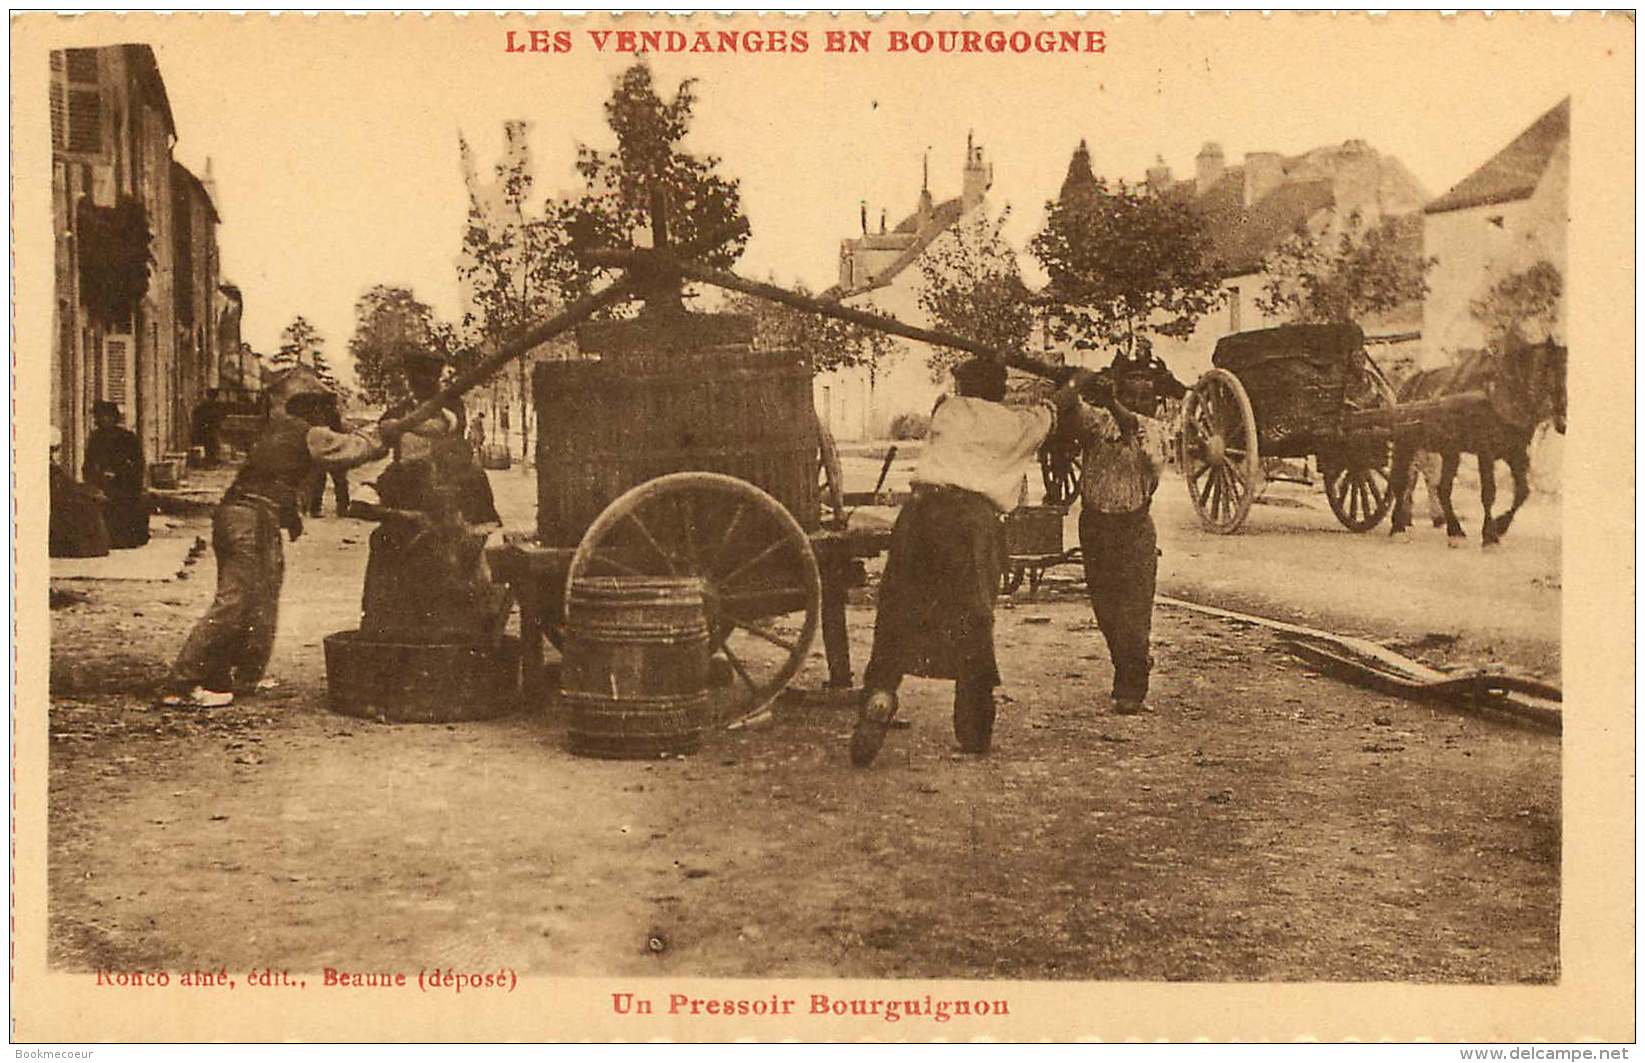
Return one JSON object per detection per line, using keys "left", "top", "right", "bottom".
{"left": 1425, "top": 97, "right": 1570, "bottom": 215}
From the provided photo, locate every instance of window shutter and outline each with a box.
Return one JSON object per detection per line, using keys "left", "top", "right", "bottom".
{"left": 50, "top": 81, "right": 66, "bottom": 151}
{"left": 66, "top": 88, "right": 102, "bottom": 155}
{"left": 104, "top": 333, "right": 131, "bottom": 404}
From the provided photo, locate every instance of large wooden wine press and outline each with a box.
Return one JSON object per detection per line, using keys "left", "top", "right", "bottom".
{"left": 409, "top": 195, "right": 1078, "bottom": 730}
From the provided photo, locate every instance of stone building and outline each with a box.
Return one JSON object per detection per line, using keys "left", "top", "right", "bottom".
{"left": 171, "top": 160, "right": 221, "bottom": 437}
{"left": 1422, "top": 98, "right": 1569, "bottom": 362}
{"left": 1098, "top": 138, "right": 1430, "bottom": 384}
{"left": 50, "top": 44, "right": 228, "bottom": 473}
{"left": 814, "top": 134, "right": 994, "bottom": 441}
{"left": 1422, "top": 97, "right": 1570, "bottom": 491}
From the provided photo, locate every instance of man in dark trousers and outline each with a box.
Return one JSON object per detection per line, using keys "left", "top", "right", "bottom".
{"left": 160, "top": 367, "right": 421, "bottom": 708}
{"left": 192, "top": 387, "right": 227, "bottom": 466}
{"left": 1060, "top": 367, "right": 1167, "bottom": 715}
{"left": 83, "top": 401, "right": 148, "bottom": 549}
{"left": 850, "top": 357, "right": 1082, "bottom": 766}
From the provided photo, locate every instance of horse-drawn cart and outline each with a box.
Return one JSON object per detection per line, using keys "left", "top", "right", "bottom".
{"left": 1179, "top": 323, "right": 1416, "bottom": 534}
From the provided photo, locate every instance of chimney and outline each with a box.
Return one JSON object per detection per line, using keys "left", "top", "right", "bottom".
{"left": 200, "top": 156, "right": 221, "bottom": 219}
{"left": 962, "top": 131, "right": 992, "bottom": 211}
{"left": 1330, "top": 138, "right": 1381, "bottom": 227}
{"left": 1195, "top": 141, "right": 1225, "bottom": 196}
{"left": 1242, "top": 151, "right": 1284, "bottom": 207}
{"left": 1145, "top": 154, "right": 1173, "bottom": 194}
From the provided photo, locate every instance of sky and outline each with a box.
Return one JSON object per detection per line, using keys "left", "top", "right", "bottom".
{"left": 117, "top": 13, "right": 1598, "bottom": 379}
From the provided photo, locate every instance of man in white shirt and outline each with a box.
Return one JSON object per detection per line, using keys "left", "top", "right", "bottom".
{"left": 850, "top": 357, "right": 1084, "bottom": 766}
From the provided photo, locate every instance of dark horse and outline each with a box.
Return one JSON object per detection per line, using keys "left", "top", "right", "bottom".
{"left": 1389, "top": 336, "right": 1567, "bottom": 547}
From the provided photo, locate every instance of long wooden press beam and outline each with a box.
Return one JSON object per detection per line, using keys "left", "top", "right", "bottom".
{"left": 383, "top": 277, "right": 638, "bottom": 435}
{"left": 580, "top": 248, "right": 1076, "bottom": 384}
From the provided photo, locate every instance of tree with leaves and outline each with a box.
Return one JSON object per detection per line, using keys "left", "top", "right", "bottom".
{"left": 272, "top": 315, "right": 349, "bottom": 402}
{"left": 1470, "top": 259, "right": 1563, "bottom": 344}
{"left": 271, "top": 315, "right": 323, "bottom": 370}
{"left": 456, "top": 121, "right": 572, "bottom": 457}
{"left": 555, "top": 62, "right": 750, "bottom": 303}
{"left": 347, "top": 285, "right": 456, "bottom": 407}
{"left": 724, "top": 281, "right": 895, "bottom": 381}
{"left": 915, "top": 206, "right": 1035, "bottom": 378}
{"left": 1257, "top": 211, "right": 1435, "bottom": 326}
{"left": 1030, "top": 165, "right": 1222, "bottom": 349}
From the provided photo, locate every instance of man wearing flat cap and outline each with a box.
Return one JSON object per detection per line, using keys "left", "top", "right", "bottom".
{"left": 160, "top": 366, "right": 416, "bottom": 708}
{"left": 850, "top": 356, "right": 1086, "bottom": 766}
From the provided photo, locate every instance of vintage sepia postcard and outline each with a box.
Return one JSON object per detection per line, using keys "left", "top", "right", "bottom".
{"left": 9, "top": 10, "right": 1635, "bottom": 1044}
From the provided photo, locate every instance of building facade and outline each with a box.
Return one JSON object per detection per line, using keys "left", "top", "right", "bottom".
{"left": 1422, "top": 98, "right": 1569, "bottom": 362}
{"left": 1422, "top": 98, "right": 1569, "bottom": 491}
{"left": 50, "top": 44, "right": 227, "bottom": 474}
{"left": 815, "top": 135, "right": 994, "bottom": 441}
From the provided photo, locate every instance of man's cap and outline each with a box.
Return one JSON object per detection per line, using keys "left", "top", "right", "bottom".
{"left": 952, "top": 356, "right": 1008, "bottom": 396}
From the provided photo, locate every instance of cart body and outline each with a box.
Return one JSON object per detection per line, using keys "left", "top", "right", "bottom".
{"left": 1182, "top": 322, "right": 1407, "bottom": 534}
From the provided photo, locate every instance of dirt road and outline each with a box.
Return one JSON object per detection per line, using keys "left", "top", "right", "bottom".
{"left": 48, "top": 463, "right": 1558, "bottom": 982}
{"left": 843, "top": 446, "right": 1562, "bottom": 679}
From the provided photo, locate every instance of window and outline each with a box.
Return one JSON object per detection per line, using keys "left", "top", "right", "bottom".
{"left": 1228, "top": 286, "right": 1242, "bottom": 332}
{"left": 65, "top": 49, "right": 99, "bottom": 83}
{"left": 50, "top": 49, "right": 104, "bottom": 158}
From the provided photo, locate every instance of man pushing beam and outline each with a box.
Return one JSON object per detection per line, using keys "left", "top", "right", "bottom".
{"left": 849, "top": 360, "right": 1103, "bottom": 766}
{"left": 159, "top": 367, "right": 436, "bottom": 708}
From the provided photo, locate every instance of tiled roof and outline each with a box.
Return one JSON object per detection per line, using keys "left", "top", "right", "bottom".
{"left": 844, "top": 196, "right": 967, "bottom": 296}
{"left": 1425, "top": 98, "right": 1570, "bottom": 215}
{"left": 1190, "top": 172, "right": 1337, "bottom": 277}
{"left": 1142, "top": 141, "right": 1425, "bottom": 281}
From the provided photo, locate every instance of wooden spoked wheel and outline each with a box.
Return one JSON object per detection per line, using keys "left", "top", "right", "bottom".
{"left": 1321, "top": 363, "right": 1399, "bottom": 533}
{"left": 1038, "top": 433, "right": 1083, "bottom": 507}
{"left": 565, "top": 472, "right": 822, "bottom": 725}
{"left": 1180, "top": 368, "right": 1261, "bottom": 534}
{"left": 816, "top": 420, "right": 847, "bottom": 530}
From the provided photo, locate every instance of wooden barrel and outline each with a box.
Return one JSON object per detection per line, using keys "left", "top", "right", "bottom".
{"left": 561, "top": 576, "right": 711, "bottom": 759}
{"left": 533, "top": 312, "right": 818, "bottom": 546}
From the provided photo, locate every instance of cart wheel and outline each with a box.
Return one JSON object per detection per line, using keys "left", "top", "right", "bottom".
{"left": 1180, "top": 368, "right": 1260, "bottom": 534}
{"left": 1321, "top": 363, "right": 1398, "bottom": 532}
{"left": 817, "top": 420, "right": 847, "bottom": 530}
{"left": 1001, "top": 566, "right": 1025, "bottom": 595}
{"left": 565, "top": 472, "right": 821, "bottom": 725}
{"left": 1039, "top": 434, "right": 1083, "bottom": 507}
